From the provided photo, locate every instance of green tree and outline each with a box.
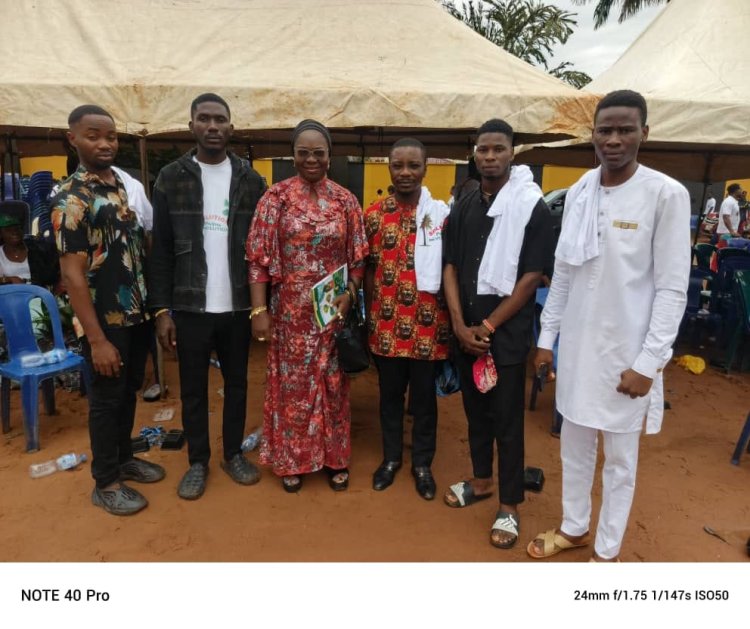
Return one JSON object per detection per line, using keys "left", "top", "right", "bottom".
{"left": 571, "top": 0, "right": 669, "bottom": 29}
{"left": 442, "top": 0, "right": 592, "bottom": 87}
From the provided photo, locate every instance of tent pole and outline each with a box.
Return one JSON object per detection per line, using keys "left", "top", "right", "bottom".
{"left": 9, "top": 135, "right": 19, "bottom": 199}
{"left": 693, "top": 153, "right": 714, "bottom": 246}
{"left": 138, "top": 136, "right": 150, "bottom": 199}
{"left": 1, "top": 134, "right": 6, "bottom": 200}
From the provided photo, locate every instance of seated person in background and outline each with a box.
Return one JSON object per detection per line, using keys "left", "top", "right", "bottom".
{"left": 0, "top": 214, "right": 31, "bottom": 284}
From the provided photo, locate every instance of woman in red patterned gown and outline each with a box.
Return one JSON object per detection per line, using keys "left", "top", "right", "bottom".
{"left": 245, "top": 120, "right": 368, "bottom": 493}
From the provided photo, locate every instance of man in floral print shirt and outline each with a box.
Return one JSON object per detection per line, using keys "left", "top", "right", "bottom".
{"left": 52, "top": 104, "right": 165, "bottom": 516}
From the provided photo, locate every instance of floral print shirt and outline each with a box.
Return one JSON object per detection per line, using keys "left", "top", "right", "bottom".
{"left": 51, "top": 166, "right": 147, "bottom": 328}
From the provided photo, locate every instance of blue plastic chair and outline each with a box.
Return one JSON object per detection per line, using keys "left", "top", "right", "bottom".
{"left": 0, "top": 285, "right": 90, "bottom": 452}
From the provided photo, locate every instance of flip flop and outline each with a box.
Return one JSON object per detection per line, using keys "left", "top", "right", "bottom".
{"left": 526, "top": 528, "right": 590, "bottom": 559}
{"left": 490, "top": 511, "right": 519, "bottom": 549}
{"left": 444, "top": 481, "right": 493, "bottom": 508}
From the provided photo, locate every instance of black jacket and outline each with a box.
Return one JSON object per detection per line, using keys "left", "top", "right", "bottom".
{"left": 148, "top": 150, "right": 266, "bottom": 313}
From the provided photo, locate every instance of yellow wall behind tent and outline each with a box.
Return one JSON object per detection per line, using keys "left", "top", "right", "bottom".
{"left": 252, "top": 159, "right": 273, "bottom": 187}
{"left": 423, "top": 164, "right": 455, "bottom": 203}
{"left": 363, "top": 161, "right": 455, "bottom": 208}
{"left": 20, "top": 156, "right": 67, "bottom": 180}
{"left": 363, "top": 163, "right": 392, "bottom": 208}
{"left": 541, "top": 166, "right": 589, "bottom": 193}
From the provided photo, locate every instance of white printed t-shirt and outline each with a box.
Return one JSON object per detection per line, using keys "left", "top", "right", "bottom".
{"left": 195, "top": 156, "right": 233, "bottom": 313}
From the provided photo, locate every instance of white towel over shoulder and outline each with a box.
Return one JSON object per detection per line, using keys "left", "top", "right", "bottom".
{"left": 477, "top": 165, "right": 542, "bottom": 297}
{"left": 414, "top": 187, "right": 450, "bottom": 293}
{"left": 554, "top": 167, "right": 601, "bottom": 266}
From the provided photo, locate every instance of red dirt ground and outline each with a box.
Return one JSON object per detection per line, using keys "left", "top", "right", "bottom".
{"left": 1, "top": 341, "right": 748, "bottom": 562}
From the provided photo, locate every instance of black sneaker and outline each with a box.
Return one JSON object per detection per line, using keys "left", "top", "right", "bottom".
{"left": 221, "top": 454, "right": 261, "bottom": 486}
{"left": 178, "top": 463, "right": 209, "bottom": 500}
{"left": 120, "top": 457, "right": 166, "bottom": 483}
{"left": 91, "top": 483, "right": 148, "bottom": 516}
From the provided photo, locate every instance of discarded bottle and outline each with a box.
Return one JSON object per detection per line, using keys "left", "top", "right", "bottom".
{"left": 42, "top": 349, "right": 69, "bottom": 364}
{"left": 29, "top": 452, "right": 88, "bottom": 478}
{"left": 241, "top": 427, "right": 263, "bottom": 452}
{"left": 19, "top": 353, "right": 44, "bottom": 368}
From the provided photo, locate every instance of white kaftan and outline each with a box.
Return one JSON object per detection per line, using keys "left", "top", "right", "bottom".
{"left": 538, "top": 165, "right": 690, "bottom": 434}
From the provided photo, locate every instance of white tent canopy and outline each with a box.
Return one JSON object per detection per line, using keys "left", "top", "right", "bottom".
{"left": 588, "top": 0, "right": 750, "bottom": 147}
{"left": 0, "top": 0, "right": 596, "bottom": 158}
{"left": 519, "top": 0, "right": 750, "bottom": 182}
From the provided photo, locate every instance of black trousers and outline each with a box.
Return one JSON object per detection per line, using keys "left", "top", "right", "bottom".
{"left": 173, "top": 311, "right": 250, "bottom": 465}
{"left": 373, "top": 354, "right": 437, "bottom": 468}
{"left": 454, "top": 347, "right": 526, "bottom": 506}
{"left": 83, "top": 323, "right": 150, "bottom": 488}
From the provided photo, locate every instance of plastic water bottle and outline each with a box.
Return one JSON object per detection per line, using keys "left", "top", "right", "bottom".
{"left": 42, "top": 349, "right": 69, "bottom": 364}
{"left": 19, "top": 353, "right": 44, "bottom": 368}
{"left": 29, "top": 452, "right": 88, "bottom": 478}
{"left": 241, "top": 427, "right": 262, "bottom": 452}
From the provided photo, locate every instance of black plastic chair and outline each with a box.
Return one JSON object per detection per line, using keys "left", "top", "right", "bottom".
{"left": 693, "top": 243, "right": 716, "bottom": 279}
{"left": 723, "top": 270, "right": 750, "bottom": 373}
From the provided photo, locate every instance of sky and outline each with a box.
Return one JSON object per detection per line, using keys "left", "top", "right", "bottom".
{"left": 548, "top": 1, "right": 667, "bottom": 78}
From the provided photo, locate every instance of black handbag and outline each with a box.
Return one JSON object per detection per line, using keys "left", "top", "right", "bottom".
{"left": 334, "top": 301, "right": 370, "bottom": 374}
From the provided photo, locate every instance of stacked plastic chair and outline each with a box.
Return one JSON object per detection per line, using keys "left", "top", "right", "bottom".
{"left": 2, "top": 173, "right": 21, "bottom": 200}
{"left": 24, "top": 171, "right": 54, "bottom": 239}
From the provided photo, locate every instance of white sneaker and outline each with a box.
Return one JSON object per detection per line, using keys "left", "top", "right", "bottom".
{"left": 142, "top": 384, "right": 161, "bottom": 402}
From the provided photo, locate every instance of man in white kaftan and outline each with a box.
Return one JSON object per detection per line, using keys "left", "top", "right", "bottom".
{"left": 527, "top": 90, "right": 691, "bottom": 561}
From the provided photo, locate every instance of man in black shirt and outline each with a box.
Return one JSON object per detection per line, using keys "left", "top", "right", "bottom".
{"left": 442, "top": 118, "right": 553, "bottom": 549}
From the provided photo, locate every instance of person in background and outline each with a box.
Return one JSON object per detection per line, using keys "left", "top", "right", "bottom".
{"left": 738, "top": 189, "right": 749, "bottom": 234}
{"left": 364, "top": 138, "right": 450, "bottom": 500}
{"left": 246, "top": 119, "right": 368, "bottom": 493}
{"left": 0, "top": 214, "right": 30, "bottom": 284}
{"left": 452, "top": 156, "right": 480, "bottom": 206}
{"left": 717, "top": 182, "right": 743, "bottom": 240}
{"left": 51, "top": 104, "right": 165, "bottom": 516}
{"left": 149, "top": 93, "right": 266, "bottom": 500}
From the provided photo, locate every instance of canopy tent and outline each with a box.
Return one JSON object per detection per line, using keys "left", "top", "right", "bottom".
{"left": 0, "top": 0, "right": 597, "bottom": 161}
{"left": 518, "top": 0, "right": 750, "bottom": 182}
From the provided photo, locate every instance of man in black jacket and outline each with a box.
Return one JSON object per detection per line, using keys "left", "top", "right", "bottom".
{"left": 149, "top": 93, "right": 266, "bottom": 500}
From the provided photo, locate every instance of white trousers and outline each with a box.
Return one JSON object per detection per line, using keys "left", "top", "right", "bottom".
{"left": 560, "top": 419, "right": 641, "bottom": 560}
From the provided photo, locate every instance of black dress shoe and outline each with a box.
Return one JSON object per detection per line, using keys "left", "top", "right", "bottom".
{"left": 412, "top": 466, "right": 436, "bottom": 500}
{"left": 372, "top": 460, "right": 402, "bottom": 491}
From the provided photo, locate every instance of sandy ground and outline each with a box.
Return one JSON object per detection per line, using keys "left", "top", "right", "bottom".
{"left": 1, "top": 340, "right": 749, "bottom": 563}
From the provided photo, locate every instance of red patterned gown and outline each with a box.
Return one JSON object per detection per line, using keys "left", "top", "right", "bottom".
{"left": 246, "top": 176, "right": 368, "bottom": 476}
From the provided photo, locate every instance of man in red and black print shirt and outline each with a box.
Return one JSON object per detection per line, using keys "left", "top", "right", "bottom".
{"left": 364, "top": 138, "right": 451, "bottom": 501}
